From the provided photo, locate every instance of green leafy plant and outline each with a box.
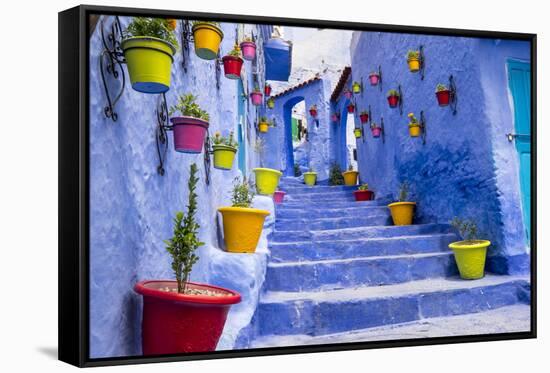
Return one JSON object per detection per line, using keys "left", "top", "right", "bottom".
{"left": 397, "top": 182, "right": 409, "bottom": 202}
{"left": 451, "top": 217, "right": 479, "bottom": 242}
{"left": 370, "top": 71, "right": 379, "bottom": 76}
{"left": 164, "top": 163, "right": 204, "bottom": 294}
{"left": 360, "top": 110, "right": 368, "bottom": 116}
{"left": 124, "top": 17, "right": 179, "bottom": 48}
{"left": 212, "top": 131, "right": 238, "bottom": 148}
{"left": 358, "top": 183, "right": 369, "bottom": 191}
{"left": 231, "top": 176, "right": 255, "bottom": 208}
{"left": 242, "top": 35, "right": 254, "bottom": 43}
{"left": 407, "top": 50, "right": 420, "bottom": 60}
{"left": 370, "top": 122, "right": 379, "bottom": 129}
{"left": 253, "top": 85, "right": 261, "bottom": 93}
{"left": 387, "top": 89, "right": 400, "bottom": 98}
{"left": 328, "top": 163, "right": 344, "bottom": 185}
{"left": 310, "top": 105, "right": 317, "bottom": 111}
{"left": 436, "top": 83, "right": 449, "bottom": 92}
{"left": 169, "top": 94, "right": 209, "bottom": 121}
{"left": 407, "top": 112, "right": 419, "bottom": 127}
{"left": 193, "top": 20, "right": 221, "bottom": 27}
{"left": 348, "top": 103, "right": 355, "bottom": 109}
{"left": 227, "top": 45, "right": 241, "bottom": 58}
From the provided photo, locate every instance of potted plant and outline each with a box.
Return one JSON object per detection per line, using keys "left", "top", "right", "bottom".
{"left": 387, "top": 89, "right": 400, "bottom": 108}
{"left": 218, "top": 176, "right": 270, "bottom": 253}
{"left": 369, "top": 71, "right": 380, "bottom": 85}
{"left": 192, "top": 21, "right": 224, "bottom": 60}
{"left": 388, "top": 182, "right": 415, "bottom": 225}
{"left": 330, "top": 112, "right": 340, "bottom": 122}
{"left": 250, "top": 86, "right": 263, "bottom": 106}
{"left": 347, "top": 103, "right": 355, "bottom": 113}
{"left": 240, "top": 35, "right": 256, "bottom": 61}
{"left": 352, "top": 81, "right": 361, "bottom": 94}
{"left": 449, "top": 218, "right": 491, "bottom": 280}
{"left": 222, "top": 45, "right": 243, "bottom": 79}
{"left": 407, "top": 50, "right": 421, "bottom": 72}
{"left": 354, "top": 127, "right": 362, "bottom": 138}
{"left": 135, "top": 163, "right": 241, "bottom": 355}
{"left": 267, "top": 97, "right": 275, "bottom": 109}
{"left": 342, "top": 164, "right": 359, "bottom": 186}
{"left": 258, "top": 116, "right": 271, "bottom": 133}
{"left": 309, "top": 105, "right": 318, "bottom": 117}
{"left": 353, "top": 183, "right": 375, "bottom": 201}
{"left": 273, "top": 190, "right": 286, "bottom": 204}
{"left": 371, "top": 122, "right": 382, "bottom": 138}
{"left": 294, "top": 163, "right": 302, "bottom": 177}
{"left": 303, "top": 166, "right": 317, "bottom": 186}
{"left": 122, "top": 17, "right": 178, "bottom": 94}
{"left": 253, "top": 138, "right": 282, "bottom": 195}
{"left": 343, "top": 88, "right": 353, "bottom": 99}
{"left": 264, "top": 83, "right": 272, "bottom": 97}
{"left": 359, "top": 110, "right": 369, "bottom": 124}
{"left": 407, "top": 112, "right": 421, "bottom": 137}
{"left": 169, "top": 94, "right": 209, "bottom": 153}
{"left": 435, "top": 83, "right": 452, "bottom": 106}
{"left": 329, "top": 163, "right": 345, "bottom": 186}
{"left": 212, "top": 131, "right": 238, "bottom": 170}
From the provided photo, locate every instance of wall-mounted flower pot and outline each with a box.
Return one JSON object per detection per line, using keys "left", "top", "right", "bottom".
{"left": 267, "top": 98, "right": 275, "bottom": 109}
{"left": 218, "top": 206, "right": 270, "bottom": 253}
{"left": 264, "top": 85, "right": 272, "bottom": 96}
{"left": 273, "top": 190, "right": 285, "bottom": 204}
{"left": 387, "top": 95, "right": 399, "bottom": 108}
{"left": 259, "top": 122, "right": 269, "bottom": 133}
{"left": 303, "top": 172, "right": 317, "bottom": 186}
{"left": 342, "top": 171, "right": 359, "bottom": 186}
{"left": 170, "top": 116, "right": 209, "bottom": 153}
{"left": 192, "top": 22, "right": 224, "bottom": 60}
{"left": 347, "top": 104, "right": 355, "bottom": 113}
{"left": 369, "top": 73, "right": 380, "bottom": 86}
{"left": 222, "top": 55, "right": 243, "bottom": 79}
{"left": 354, "top": 128, "right": 362, "bottom": 138}
{"left": 360, "top": 113, "right": 369, "bottom": 124}
{"left": 388, "top": 202, "right": 415, "bottom": 225}
{"left": 353, "top": 190, "right": 374, "bottom": 201}
{"left": 352, "top": 82, "right": 361, "bottom": 94}
{"left": 121, "top": 37, "right": 176, "bottom": 94}
{"left": 213, "top": 144, "right": 237, "bottom": 170}
{"left": 448, "top": 240, "right": 490, "bottom": 280}
{"left": 344, "top": 91, "right": 352, "bottom": 99}
{"left": 309, "top": 108, "right": 318, "bottom": 117}
{"left": 240, "top": 41, "right": 256, "bottom": 61}
{"left": 409, "top": 124, "right": 421, "bottom": 137}
{"left": 436, "top": 90, "right": 451, "bottom": 106}
{"left": 253, "top": 168, "right": 282, "bottom": 195}
{"left": 331, "top": 113, "right": 339, "bottom": 122}
{"left": 407, "top": 57, "right": 421, "bottom": 72}
{"left": 371, "top": 126, "right": 382, "bottom": 138}
{"left": 250, "top": 92, "right": 263, "bottom": 106}
{"left": 134, "top": 280, "right": 240, "bottom": 355}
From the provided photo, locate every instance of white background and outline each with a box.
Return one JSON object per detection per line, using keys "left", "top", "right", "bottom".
{"left": 0, "top": 0, "right": 547, "bottom": 371}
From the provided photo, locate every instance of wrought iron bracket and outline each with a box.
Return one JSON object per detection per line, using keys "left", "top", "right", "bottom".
{"left": 204, "top": 132, "right": 211, "bottom": 186}
{"left": 377, "top": 65, "right": 383, "bottom": 92}
{"left": 155, "top": 93, "right": 170, "bottom": 176}
{"left": 448, "top": 74, "right": 458, "bottom": 115}
{"left": 180, "top": 20, "right": 193, "bottom": 73}
{"left": 99, "top": 16, "right": 126, "bottom": 122}
{"left": 398, "top": 85, "right": 404, "bottom": 115}
{"left": 420, "top": 110, "right": 427, "bottom": 145}
{"left": 216, "top": 52, "right": 222, "bottom": 90}
{"left": 380, "top": 116, "right": 386, "bottom": 144}
{"left": 419, "top": 45, "right": 425, "bottom": 80}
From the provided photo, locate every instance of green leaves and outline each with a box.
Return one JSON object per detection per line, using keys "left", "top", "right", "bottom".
{"left": 231, "top": 176, "right": 255, "bottom": 208}
{"left": 328, "top": 163, "right": 344, "bottom": 186}
{"left": 398, "top": 182, "right": 409, "bottom": 202}
{"left": 451, "top": 217, "right": 479, "bottom": 241}
{"left": 124, "top": 17, "right": 179, "bottom": 49}
{"left": 169, "top": 94, "right": 210, "bottom": 121}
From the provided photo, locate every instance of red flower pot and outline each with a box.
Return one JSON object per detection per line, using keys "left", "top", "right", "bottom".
{"left": 436, "top": 90, "right": 451, "bottom": 106}
{"left": 170, "top": 116, "right": 209, "bottom": 153}
{"left": 369, "top": 74, "right": 380, "bottom": 85}
{"left": 309, "top": 109, "right": 318, "bottom": 117}
{"left": 222, "top": 55, "right": 243, "bottom": 79}
{"left": 360, "top": 113, "right": 369, "bottom": 124}
{"left": 135, "top": 280, "right": 241, "bottom": 355}
{"left": 387, "top": 95, "right": 399, "bottom": 108}
{"left": 347, "top": 105, "right": 355, "bottom": 113}
{"left": 371, "top": 127, "right": 382, "bottom": 138}
{"left": 240, "top": 41, "right": 256, "bottom": 61}
{"left": 273, "top": 190, "right": 285, "bottom": 204}
{"left": 264, "top": 85, "right": 272, "bottom": 96}
{"left": 250, "top": 92, "right": 263, "bottom": 106}
{"left": 353, "top": 190, "right": 375, "bottom": 201}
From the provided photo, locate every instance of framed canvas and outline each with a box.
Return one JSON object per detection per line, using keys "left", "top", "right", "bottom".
{"left": 58, "top": 4, "right": 537, "bottom": 367}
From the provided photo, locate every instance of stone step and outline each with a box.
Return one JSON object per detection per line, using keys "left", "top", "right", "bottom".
{"left": 256, "top": 275, "right": 530, "bottom": 337}
{"left": 270, "top": 223, "right": 451, "bottom": 243}
{"left": 284, "top": 195, "right": 357, "bottom": 203}
{"left": 276, "top": 204, "right": 387, "bottom": 219}
{"left": 279, "top": 185, "right": 358, "bottom": 193}
{"left": 275, "top": 214, "right": 391, "bottom": 231}
{"left": 265, "top": 252, "right": 458, "bottom": 292}
{"left": 269, "top": 233, "right": 458, "bottom": 262}
{"left": 279, "top": 200, "right": 378, "bottom": 209}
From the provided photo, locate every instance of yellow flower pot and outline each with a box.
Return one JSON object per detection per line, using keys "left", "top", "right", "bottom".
{"left": 408, "top": 57, "right": 421, "bottom": 72}
{"left": 213, "top": 144, "right": 237, "bottom": 170}
{"left": 449, "top": 240, "right": 490, "bottom": 280}
{"left": 352, "top": 82, "right": 361, "bottom": 93}
{"left": 218, "top": 207, "right": 270, "bottom": 253}
{"left": 121, "top": 37, "right": 176, "bottom": 94}
{"left": 388, "top": 201, "right": 416, "bottom": 225}
{"left": 342, "top": 171, "right": 359, "bottom": 186}
{"left": 192, "top": 22, "right": 224, "bottom": 60}
{"left": 409, "top": 124, "right": 421, "bottom": 137}
{"left": 253, "top": 168, "right": 282, "bottom": 195}
{"left": 303, "top": 172, "right": 317, "bottom": 186}
{"left": 259, "top": 122, "right": 269, "bottom": 133}
{"left": 267, "top": 99, "right": 275, "bottom": 109}
{"left": 354, "top": 128, "right": 362, "bottom": 138}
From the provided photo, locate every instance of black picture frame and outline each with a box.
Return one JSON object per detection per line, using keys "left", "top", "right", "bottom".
{"left": 58, "top": 4, "right": 537, "bottom": 368}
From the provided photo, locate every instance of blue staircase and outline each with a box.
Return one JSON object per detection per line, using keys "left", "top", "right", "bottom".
{"left": 239, "top": 177, "right": 530, "bottom": 348}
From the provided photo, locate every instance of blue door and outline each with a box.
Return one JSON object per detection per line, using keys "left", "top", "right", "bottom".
{"left": 237, "top": 81, "right": 247, "bottom": 176}
{"left": 507, "top": 60, "right": 531, "bottom": 242}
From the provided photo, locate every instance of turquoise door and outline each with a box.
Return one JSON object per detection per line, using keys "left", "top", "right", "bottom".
{"left": 507, "top": 60, "right": 531, "bottom": 242}
{"left": 237, "top": 81, "right": 247, "bottom": 176}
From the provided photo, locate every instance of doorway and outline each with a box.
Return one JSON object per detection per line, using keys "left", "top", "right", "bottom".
{"left": 283, "top": 96, "right": 307, "bottom": 175}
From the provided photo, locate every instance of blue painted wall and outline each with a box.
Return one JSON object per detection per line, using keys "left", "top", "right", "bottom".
{"left": 343, "top": 32, "right": 530, "bottom": 272}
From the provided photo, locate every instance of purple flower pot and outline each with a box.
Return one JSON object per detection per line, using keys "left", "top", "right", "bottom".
{"left": 273, "top": 191, "right": 285, "bottom": 204}
{"left": 240, "top": 41, "right": 257, "bottom": 61}
{"left": 250, "top": 92, "right": 263, "bottom": 106}
{"left": 170, "top": 116, "right": 209, "bottom": 153}
{"left": 371, "top": 127, "right": 382, "bottom": 138}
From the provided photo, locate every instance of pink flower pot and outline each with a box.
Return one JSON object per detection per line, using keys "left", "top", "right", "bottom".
{"left": 369, "top": 74, "right": 380, "bottom": 85}
{"left": 344, "top": 91, "right": 352, "bottom": 99}
{"left": 250, "top": 92, "right": 263, "bottom": 106}
{"left": 273, "top": 191, "right": 285, "bottom": 204}
{"left": 170, "top": 116, "right": 209, "bottom": 153}
{"left": 240, "top": 41, "right": 257, "bottom": 61}
{"left": 331, "top": 114, "right": 339, "bottom": 122}
{"left": 371, "top": 127, "right": 382, "bottom": 138}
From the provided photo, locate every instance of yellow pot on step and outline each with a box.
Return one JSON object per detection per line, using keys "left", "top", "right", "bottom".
{"left": 253, "top": 168, "right": 282, "bottom": 195}
{"left": 409, "top": 124, "right": 421, "bottom": 137}
{"left": 388, "top": 201, "right": 416, "bottom": 225}
{"left": 213, "top": 145, "right": 237, "bottom": 170}
{"left": 407, "top": 57, "right": 421, "bottom": 72}
{"left": 218, "top": 207, "right": 270, "bottom": 253}
{"left": 342, "top": 171, "right": 359, "bottom": 186}
{"left": 259, "top": 122, "right": 269, "bottom": 133}
{"left": 303, "top": 172, "right": 317, "bottom": 186}
{"left": 192, "top": 22, "right": 224, "bottom": 60}
{"left": 449, "top": 240, "right": 490, "bottom": 280}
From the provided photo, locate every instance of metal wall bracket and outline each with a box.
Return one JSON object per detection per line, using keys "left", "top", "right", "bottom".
{"left": 378, "top": 65, "right": 383, "bottom": 92}
{"left": 398, "top": 84, "right": 404, "bottom": 115}
{"left": 380, "top": 116, "right": 386, "bottom": 144}
{"left": 420, "top": 110, "right": 427, "bottom": 145}
{"left": 155, "top": 93, "right": 171, "bottom": 176}
{"left": 180, "top": 20, "right": 193, "bottom": 73}
{"left": 449, "top": 74, "right": 458, "bottom": 115}
{"left": 419, "top": 45, "right": 425, "bottom": 80}
{"left": 216, "top": 52, "right": 222, "bottom": 90}
{"left": 204, "top": 133, "right": 211, "bottom": 185}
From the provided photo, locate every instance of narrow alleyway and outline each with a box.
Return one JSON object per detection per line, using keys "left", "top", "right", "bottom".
{"left": 247, "top": 177, "right": 530, "bottom": 347}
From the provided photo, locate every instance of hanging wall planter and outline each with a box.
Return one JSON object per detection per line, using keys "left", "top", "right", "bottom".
{"left": 331, "top": 113, "right": 340, "bottom": 122}
{"left": 387, "top": 89, "right": 400, "bottom": 108}
{"left": 352, "top": 81, "right": 362, "bottom": 94}
{"left": 250, "top": 87, "right": 263, "bottom": 106}
{"left": 258, "top": 116, "right": 271, "bottom": 133}
{"left": 347, "top": 103, "right": 355, "bottom": 113}
{"left": 369, "top": 72, "right": 380, "bottom": 86}
{"left": 359, "top": 111, "right": 369, "bottom": 124}
{"left": 354, "top": 128, "right": 362, "bottom": 138}
{"left": 388, "top": 183, "right": 415, "bottom": 225}
{"left": 264, "top": 84, "right": 272, "bottom": 97}
{"left": 192, "top": 21, "right": 224, "bottom": 60}
{"left": 222, "top": 46, "right": 244, "bottom": 79}
{"left": 343, "top": 89, "right": 352, "bottom": 100}
{"left": 267, "top": 97, "right": 275, "bottom": 109}
{"left": 435, "top": 83, "right": 451, "bottom": 106}
{"left": 122, "top": 18, "right": 178, "bottom": 94}
{"left": 353, "top": 184, "right": 375, "bottom": 201}
{"left": 240, "top": 36, "right": 256, "bottom": 61}
{"left": 342, "top": 166, "right": 359, "bottom": 186}
{"left": 253, "top": 168, "right": 282, "bottom": 195}
{"left": 407, "top": 112, "right": 421, "bottom": 137}
{"left": 169, "top": 94, "right": 209, "bottom": 153}
{"left": 212, "top": 131, "right": 238, "bottom": 170}
{"left": 309, "top": 105, "right": 318, "bottom": 117}
{"left": 273, "top": 190, "right": 286, "bottom": 204}
{"left": 407, "top": 49, "right": 421, "bottom": 72}
{"left": 371, "top": 123, "right": 382, "bottom": 138}
{"left": 303, "top": 171, "right": 317, "bottom": 186}
{"left": 449, "top": 218, "right": 490, "bottom": 280}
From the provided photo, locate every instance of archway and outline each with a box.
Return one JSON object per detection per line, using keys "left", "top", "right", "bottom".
{"left": 283, "top": 96, "right": 307, "bottom": 176}
{"left": 335, "top": 98, "right": 357, "bottom": 172}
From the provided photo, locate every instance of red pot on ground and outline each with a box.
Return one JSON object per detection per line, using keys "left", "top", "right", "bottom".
{"left": 387, "top": 95, "right": 399, "bottom": 108}
{"left": 354, "top": 190, "right": 375, "bottom": 201}
{"left": 222, "top": 55, "right": 244, "bottom": 79}
{"left": 309, "top": 109, "right": 318, "bottom": 117}
{"left": 264, "top": 85, "right": 272, "bottom": 96}
{"left": 170, "top": 116, "right": 209, "bottom": 153}
{"left": 360, "top": 113, "right": 369, "bottom": 123}
{"left": 436, "top": 90, "right": 451, "bottom": 106}
{"left": 273, "top": 190, "right": 285, "bottom": 204}
{"left": 135, "top": 280, "right": 241, "bottom": 355}
{"left": 347, "top": 105, "right": 355, "bottom": 113}
{"left": 371, "top": 127, "right": 382, "bottom": 138}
